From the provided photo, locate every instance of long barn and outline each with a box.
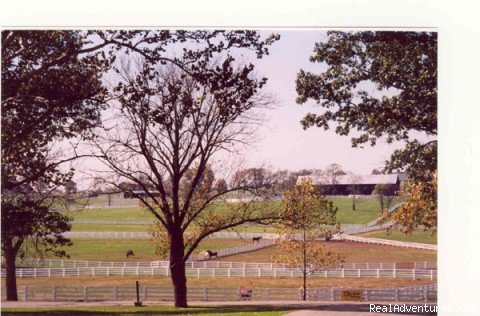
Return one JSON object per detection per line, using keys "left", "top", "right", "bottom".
{"left": 296, "top": 173, "right": 407, "bottom": 195}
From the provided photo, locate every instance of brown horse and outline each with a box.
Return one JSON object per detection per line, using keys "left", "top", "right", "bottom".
{"left": 126, "top": 250, "right": 135, "bottom": 258}
{"left": 206, "top": 250, "right": 218, "bottom": 259}
{"left": 252, "top": 236, "right": 262, "bottom": 243}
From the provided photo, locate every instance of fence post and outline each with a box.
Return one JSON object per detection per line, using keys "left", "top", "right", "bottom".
{"left": 52, "top": 286, "right": 56, "bottom": 301}
{"left": 136, "top": 266, "right": 139, "bottom": 276}
{"left": 377, "top": 269, "right": 380, "bottom": 278}
{"left": 342, "top": 269, "right": 344, "bottom": 278}
{"left": 84, "top": 286, "right": 88, "bottom": 301}
{"left": 274, "top": 268, "right": 277, "bottom": 278}
{"left": 197, "top": 268, "right": 200, "bottom": 278}
{"left": 203, "top": 286, "right": 208, "bottom": 301}
{"left": 144, "top": 286, "right": 148, "bottom": 301}
{"left": 395, "top": 288, "right": 399, "bottom": 302}
{"left": 34, "top": 268, "right": 37, "bottom": 278}
{"left": 430, "top": 270, "right": 433, "bottom": 280}
{"left": 258, "top": 268, "right": 261, "bottom": 278}
{"left": 228, "top": 268, "right": 231, "bottom": 278}
{"left": 393, "top": 268, "right": 396, "bottom": 279}
{"left": 212, "top": 268, "right": 215, "bottom": 278}
{"left": 424, "top": 288, "right": 428, "bottom": 302}
{"left": 25, "top": 286, "right": 28, "bottom": 301}
{"left": 77, "top": 268, "right": 80, "bottom": 277}
{"left": 114, "top": 286, "right": 118, "bottom": 301}
{"left": 413, "top": 269, "right": 416, "bottom": 280}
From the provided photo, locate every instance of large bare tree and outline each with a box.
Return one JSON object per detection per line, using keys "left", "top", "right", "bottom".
{"left": 91, "top": 59, "right": 278, "bottom": 307}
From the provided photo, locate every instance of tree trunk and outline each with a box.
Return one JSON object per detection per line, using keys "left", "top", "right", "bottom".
{"left": 169, "top": 230, "right": 188, "bottom": 307}
{"left": 4, "top": 247, "right": 18, "bottom": 301}
{"left": 302, "top": 228, "right": 307, "bottom": 301}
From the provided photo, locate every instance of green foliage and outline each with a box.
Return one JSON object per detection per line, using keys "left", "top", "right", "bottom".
{"left": 2, "top": 196, "right": 72, "bottom": 260}
{"left": 296, "top": 31, "right": 437, "bottom": 179}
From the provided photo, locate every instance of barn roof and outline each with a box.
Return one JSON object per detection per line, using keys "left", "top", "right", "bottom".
{"left": 296, "top": 174, "right": 402, "bottom": 186}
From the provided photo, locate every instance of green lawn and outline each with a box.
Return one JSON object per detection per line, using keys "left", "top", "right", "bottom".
{"left": 69, "top": 197, "right": 392, "bottom": 230}
{"left": 46, "top": 238, "right": 249, "bottom": 261}
{"left": 332, "top": 197, "right": 401, "bottom": 224}
{"left": 356, "top": 230, "right": 437, "bottom": 245}
{"left": 68, "top": 207, "right": 154, "bottom": 221}
{"left": 1, "top": 305, "right": 297, "bottom": 315}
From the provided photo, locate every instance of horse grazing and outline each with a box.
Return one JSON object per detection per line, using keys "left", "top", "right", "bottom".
{"left": 206, "top": 250, "right": 218, "bottom": 260}
{"left": 126, "top": 250, "right": 135, "bottom": 258}
{"left": 252, "top": 236, "right": 262, "bottom": 243}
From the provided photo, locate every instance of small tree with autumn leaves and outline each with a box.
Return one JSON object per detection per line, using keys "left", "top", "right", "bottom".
{"left": 392, "top": 173, "right": 437, "bottom": 234}
{"left": 274, "top": 179, "right": 344, "bottom": 301}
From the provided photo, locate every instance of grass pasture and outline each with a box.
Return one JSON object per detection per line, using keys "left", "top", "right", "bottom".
{"left": 220, "top": 241, "right": 436, "bottom": 265}
{"left": 356, "top": 230, "right": 437, "bottom": 245}
{"left": 68, "top": 206, "right": 154, "bottom": 221}
{"left": 46, "top": 238, "right": 249, "bottom": 262}
{"left": 68, "top": 197, "right": 393, "bottom": 233}
{"left": 1, "top": 304, "right": 298, "bottom": 315}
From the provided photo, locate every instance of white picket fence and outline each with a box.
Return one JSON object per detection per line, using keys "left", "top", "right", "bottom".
{"left": 62, "top": 231, "right": 281, "bottom": 239}
{"left": 1, "top": 284, "right": 437, "bottom": 302}
{"left": 60, "top": 228, "right": 380, "bottom": 239}
{"left": 9, "top": 258, "right": 436, "bottom": 270}
{"left": 73, "top": 219, "right": 153, "bottom": 225}
{"left": 0, "top": 266, "right": 437, "bottom": 280}
{"left": 342, "top": 235, "right": 437, "bottom": 251}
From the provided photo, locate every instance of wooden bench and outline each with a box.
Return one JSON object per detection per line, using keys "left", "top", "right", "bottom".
{"left": 237, "top": 286, "right": 253, "bottom": 300}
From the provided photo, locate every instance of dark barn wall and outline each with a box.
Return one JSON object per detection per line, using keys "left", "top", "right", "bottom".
{"left": 318, "top": 183, "right": 400, "bottom": 196}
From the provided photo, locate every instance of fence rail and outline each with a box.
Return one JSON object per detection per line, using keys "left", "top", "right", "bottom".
{"left": 342, "top": 235, "right": 437, "bottom": 251}
{"left": 1, "top": 284, "right": 436, "bottom": 302}
{"left": 7, "top": 258, "right": 436, "bottom": 270}
{"left": 0, "top": 267, "right": 437, "bottom": 280}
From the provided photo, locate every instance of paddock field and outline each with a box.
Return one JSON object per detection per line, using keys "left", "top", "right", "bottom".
{"left": 39, "top": 238, "right": 437, "bottom": 264}
{"left": 68, "top": 197, "right": 394, "bottom": 228}
{"left": 355, "top": 230, "right": 437, "bottom": 245}
{"left": 220, "top": 241, "right": 436, "bottom": 265}
{"left": 41, "top": 238, "right": 249, "bottom": 262}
